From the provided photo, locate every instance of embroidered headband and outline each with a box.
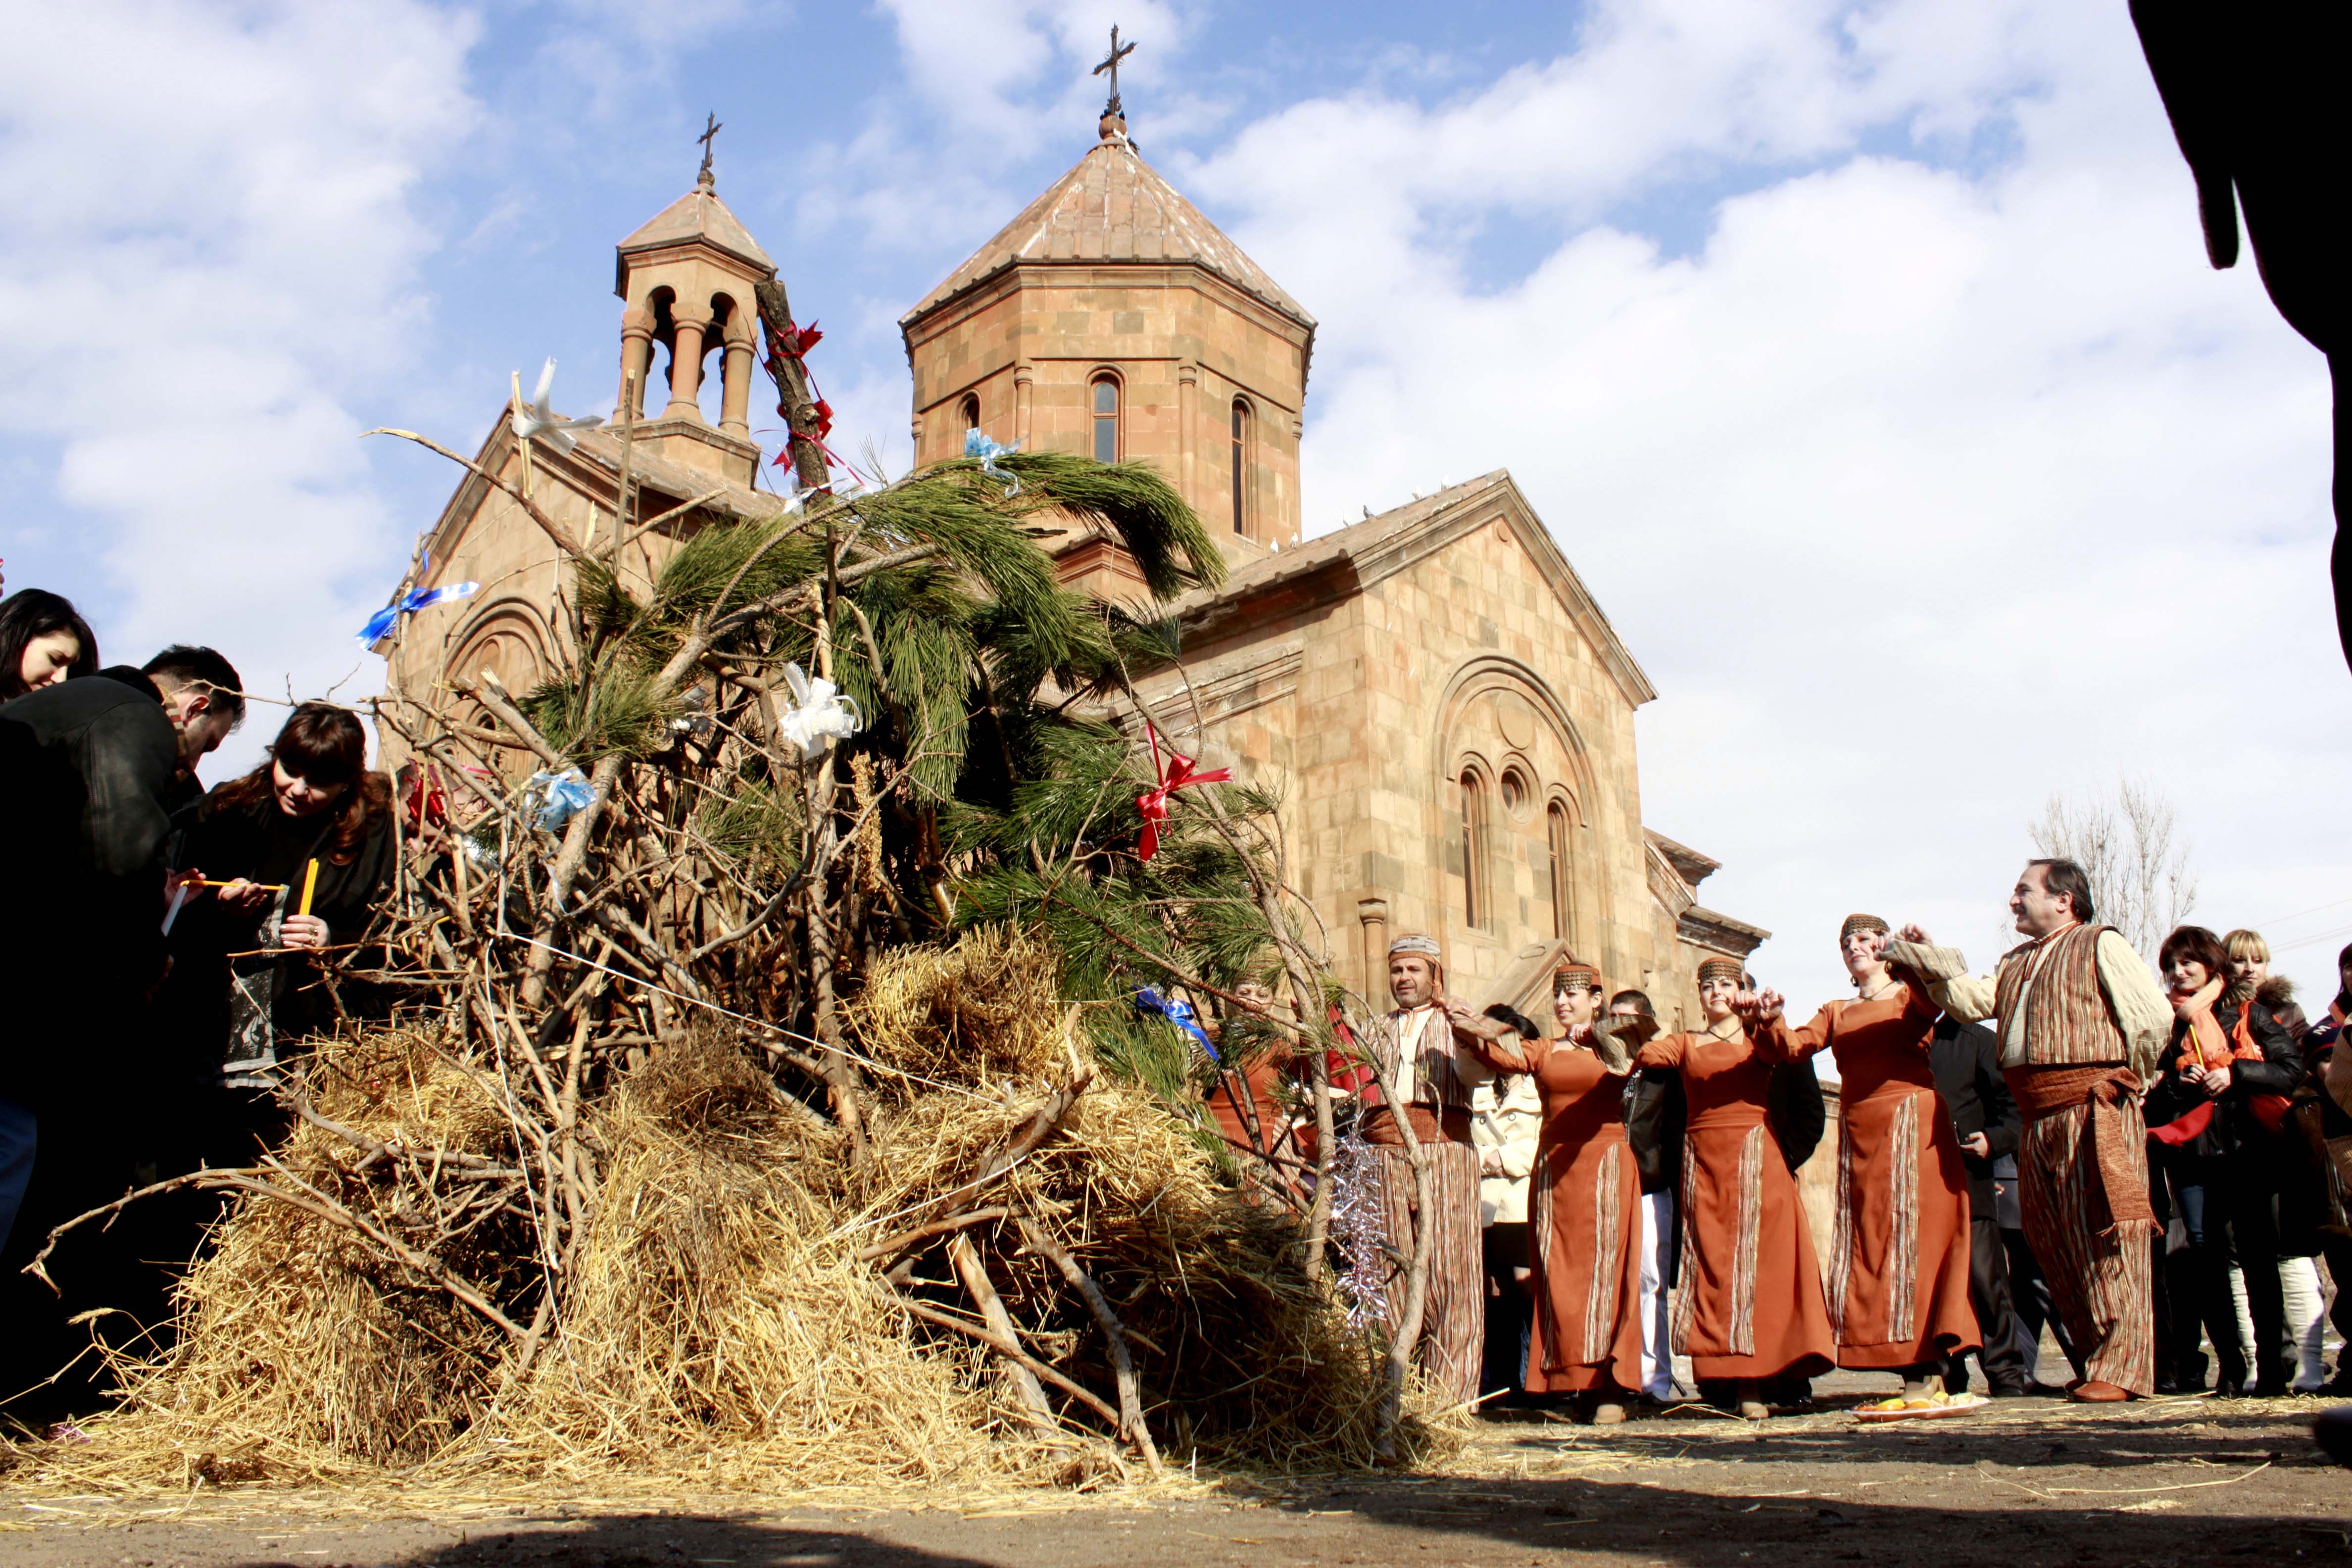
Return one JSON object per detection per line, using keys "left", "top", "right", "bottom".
{"left": 1555, "top": 962, "right": 1602, "bottom": 992}
{"left": 1840, "top": 913, "right": 1889, "bottom": 941}
{"left": 1696, "top": 957, "right": 1745, "bottom": 987}
{"left": 1388, "top": 933, "right": 1442, "bottom": 959}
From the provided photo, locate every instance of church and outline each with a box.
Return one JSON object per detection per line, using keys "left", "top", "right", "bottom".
{"left": 383, "top": 100, "right": 1768, "bottom": 1032}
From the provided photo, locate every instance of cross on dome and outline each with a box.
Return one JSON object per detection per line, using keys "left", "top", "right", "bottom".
{"left": 1092, "top": 25, "right": 1136, "bottom": 118}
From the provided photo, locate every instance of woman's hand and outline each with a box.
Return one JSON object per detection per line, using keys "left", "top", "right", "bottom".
{"left": 1478, "top": 1144, "right": 1505, "bottom": 1177}
{"left": 2199, "top": 1063, "right": 2231, "bottom": 1098}
{"left": 1960, "top": 1131, "right": 1991, "bottom": 1159}
{"left": 216, "top": 878, "right": 275, "bottom": 913}
{"left": 279, "top": 914, "right": 330, "bottom": 951}
{"left": 1894, "top": 923, "right": 1931, "bottom": 946}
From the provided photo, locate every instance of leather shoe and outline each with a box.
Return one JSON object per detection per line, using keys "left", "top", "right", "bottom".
{"left": 2067, "top": 1380, "right": 2131, "bottom": 1403}
{"left": 1988, "top": 1381, "right": 2033, "bottom": 1399}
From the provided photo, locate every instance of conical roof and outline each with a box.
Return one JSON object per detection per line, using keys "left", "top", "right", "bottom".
{"left": 614, "top": 177, "right": 774, "bottom": 296}
{"left": 903, "top": 135, "right": 1312, "bottom": 327}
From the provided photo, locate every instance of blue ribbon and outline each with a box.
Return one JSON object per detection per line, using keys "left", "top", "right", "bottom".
{"left": 1133, "top": 985, "right": 1218, "bottom": 1062}
{"left": 360, "top": 552, "right": 480, "bottom": 645}
{"left": 527, "top": 768, "right": 595, "bottom": 833}
{"left": 963, "top": 428, "right": 1021, "bottom": 497}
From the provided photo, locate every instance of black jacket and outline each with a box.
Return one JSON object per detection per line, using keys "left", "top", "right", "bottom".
{"left": 0, "top": 669, "right": 180, "bottom": 1102}
{"left": 159, "top": 781, "right": 396, "bottom": 1086}
{"left": 1928, "top": 1014, "right": 2020, "bottom": 1218}
{"left": 2143, "top": 996, "right": 2302, "bottom": 1164}
{"left": 1622, "top": 1067, "right": 1686, "bottom": 1196}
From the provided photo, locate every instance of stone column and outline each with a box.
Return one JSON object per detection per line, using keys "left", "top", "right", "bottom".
{"left": 1014, "top": 362, "right": 1034, "bottom": 449}
{"left": 618, "top": 305, "right": 655, "bottom": 421}
{"left": 663, "top": 310, "right": 711, "bottom": 421}
{"left": 1177, "top": 361, "right": 1198, "bottom": 510}
{"left": 718, "top": 323, "right": 754, "bottom": 438}
{"left": 1358, "top": 896, "right": 1390, "bottom": 1004}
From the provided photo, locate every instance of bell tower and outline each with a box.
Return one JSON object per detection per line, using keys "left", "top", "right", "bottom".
{"left": 899, "top": 46, "right": 1316, "bottom": 601}
{"left": 612, "top": 119, "right": 773, "bottom": 486}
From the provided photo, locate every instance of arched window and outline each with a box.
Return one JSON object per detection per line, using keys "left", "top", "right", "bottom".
{"left": 1091, "top": 374, "right": 1120, "bottom": 463}
{"left": 1546, "top": 801, "right": 1575, "bottom": 943}
{"left": 1230, "top": 398, "right": 1250, "bottom": 536}
{"left": 958, "top": 392, "right": 980, "bottom": 437}
{"left": 1460, "top": 770, "right": 1494, "bottom": 933}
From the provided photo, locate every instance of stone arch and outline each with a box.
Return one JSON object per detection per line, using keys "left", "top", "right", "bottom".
{"left": 1430, "top": 655, "right": 1612, "bottom": 956}
{"left": 441, "top": 597, "right": 560, "bottom": 773}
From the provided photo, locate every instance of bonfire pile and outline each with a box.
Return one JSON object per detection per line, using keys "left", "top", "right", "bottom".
{"left": 24, "top": 356, "right": 1449, "bottom": 1493}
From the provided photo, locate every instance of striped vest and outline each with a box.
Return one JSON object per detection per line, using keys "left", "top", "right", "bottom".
{"left": 1993, "top": 922, "right": 2128, "bottom": 1067}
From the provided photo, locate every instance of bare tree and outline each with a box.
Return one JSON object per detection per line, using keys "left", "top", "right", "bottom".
{"left": 2027, "top": 778, "right": 2200, "bottom": 964}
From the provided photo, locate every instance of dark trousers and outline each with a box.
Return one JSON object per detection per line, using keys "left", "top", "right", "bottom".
{"left": 2005, "top": 1224, "right": 2083, "bottom": 1384}
{"left": 1481, "top": 1222, "right": 1534, "bottom": 1404}
{"left": 2168, "top": 1156, "right": 2290, "bottom": 1390}
{"left": 1947, "top": 1214, "right": 2029, "bottom": 1392}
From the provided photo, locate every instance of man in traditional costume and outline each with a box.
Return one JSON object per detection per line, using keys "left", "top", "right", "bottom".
{"left": 1359, "top": 933, "right": 1490, "bottom": 1407}
{"left": 1889, "top": 859, "right": 2171, "bottom": 1402}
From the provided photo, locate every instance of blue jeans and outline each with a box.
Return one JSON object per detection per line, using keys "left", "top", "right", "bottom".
{"left": 0, "top": 1095, "right": 35, "bottom": 1252}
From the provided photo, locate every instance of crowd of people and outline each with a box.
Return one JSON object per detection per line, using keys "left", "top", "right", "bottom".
{"left": 1211, "top": 862, "right": 2352, "bottom": 1421}
{"left": 0, "top": 584, "right": 397, "bottom": 1407}
{"left": 5, "top": 577, "right": 2350, "bottom": 1430}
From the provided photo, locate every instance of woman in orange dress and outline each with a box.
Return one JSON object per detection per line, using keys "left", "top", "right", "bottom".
{"left": 1752, "top": 914, "right": 1978, "bottom": 1401}
{"left": 1632, "top": 957, "right": 1834, "bottom": 1419}
{"left": 1452, "top": 961, "right": 1646, "bottom": 1422}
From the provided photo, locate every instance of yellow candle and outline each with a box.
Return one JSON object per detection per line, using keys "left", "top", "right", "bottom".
{"left": 297, "top": 858, "right": 320, "bottom": 918}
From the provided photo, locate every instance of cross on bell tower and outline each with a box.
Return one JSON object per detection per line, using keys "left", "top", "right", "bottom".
{"left": 695, "top": 112, "right": 723, "bottom": 189}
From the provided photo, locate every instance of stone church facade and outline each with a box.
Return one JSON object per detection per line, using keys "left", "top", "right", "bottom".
{"left": 386, "top": 118, "right": 1767, "bottom": 1031}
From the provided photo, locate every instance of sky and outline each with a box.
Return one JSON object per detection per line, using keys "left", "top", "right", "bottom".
{"left": 0, "top": 0, "right": 2342, "bottom": 1014}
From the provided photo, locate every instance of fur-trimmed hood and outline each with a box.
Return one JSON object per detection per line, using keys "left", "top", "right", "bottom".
{"left": 2257, "top": 975, "right": 2299, "bottom": 1009}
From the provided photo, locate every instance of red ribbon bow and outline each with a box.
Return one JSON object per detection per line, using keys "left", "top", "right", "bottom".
{"left": 1134, "top": 725, "right": 1229, "bottom": 862}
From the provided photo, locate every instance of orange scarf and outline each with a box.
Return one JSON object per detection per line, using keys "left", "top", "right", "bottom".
{"left": 2150, "top": 980, "right": 2287, "bottom": 1144}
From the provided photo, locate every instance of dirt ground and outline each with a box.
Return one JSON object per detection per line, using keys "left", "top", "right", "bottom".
{"left": 4, "top": 1381, "right": 2348, "bottom": 1568}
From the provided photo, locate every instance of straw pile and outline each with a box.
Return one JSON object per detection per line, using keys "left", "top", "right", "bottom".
{"left": 28, "top": 931, "right": 1422, "bottom": 1493}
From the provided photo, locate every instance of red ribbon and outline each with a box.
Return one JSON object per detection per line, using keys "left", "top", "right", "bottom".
{"left": 1134, "top": 725, "right": 1229, "bottom": 862}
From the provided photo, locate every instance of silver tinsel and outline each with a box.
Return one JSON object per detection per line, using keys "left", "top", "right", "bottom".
{"left": 1327, "top": 1131, "right": 1392, "bottom": 1333}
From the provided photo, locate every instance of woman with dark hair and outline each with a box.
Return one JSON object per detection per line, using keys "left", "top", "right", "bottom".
{"left": 0, "top": 588, "right": 98, "bottom": 700}
{"left": 1626, "top": 958, "right": 1835, "bottom": 1419}
{"left": 1752, "top": 915, "right": 1979, "bottom": 1406}
{"left": 165, "top": 703, "right": 395, "bottom": 1150}
{"left": 2145, "top": 924, "right": 2302, "bottom": 1396}
{"left": 1450, "top": 961, "right": 1648, "bottom": 1423}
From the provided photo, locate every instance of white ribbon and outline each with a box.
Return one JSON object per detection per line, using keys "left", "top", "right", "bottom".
{"left": 511, "top": 358, "right": 606, "bottom": 452}
{"left": 775, "top": 661, "right": 861, "bottom": 760}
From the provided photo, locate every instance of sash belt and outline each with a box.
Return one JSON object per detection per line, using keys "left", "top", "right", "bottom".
{"left": 2004, "top": 1062, "right": 2157, "bottom": 1239}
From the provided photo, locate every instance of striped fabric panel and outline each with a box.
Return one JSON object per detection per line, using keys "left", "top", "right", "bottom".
{"left": 1670, "top": 1140, "right": 1699, "bottom": 1356}
{"left": 1531, "top": 1142, "right": 1558, "bottom": 1372}
{"left": 1884, "top": 1092, "right": 1921, "bottom": 1342}
{"left": 1732, "top": 1126, "right": 1764, "bottom": 1357}
{"left": 1823, "top": 1107, "right": 1858, "bottom": 1339}
{"left": 1583, "top": 1146, "right": 1623, "bottom": 1364}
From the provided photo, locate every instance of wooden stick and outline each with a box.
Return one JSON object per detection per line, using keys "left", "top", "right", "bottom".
{"left": 364, "top": 428, "right": 590, "bottom": 564}
{"left": 853, "top": 1205, "right": 1011, "bottom": 1263}
{"left": 894, "top": 1295, "right": 1123, "bottom": 1432}
{"left": 1016, "top": 1214, "right": 1164, "bottom": 1474}
{"left": 946, "top": 1232, "right": 1053, "bottom": 1424}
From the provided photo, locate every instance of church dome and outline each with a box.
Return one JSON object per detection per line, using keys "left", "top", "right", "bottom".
{"left": 901, "top": 136, "right": 1313, "bottom": 330}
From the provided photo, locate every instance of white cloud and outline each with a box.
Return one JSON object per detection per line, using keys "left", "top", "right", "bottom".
{"left": 0, "top": 0, "right": 483, "bottom": 764}
{"left": 1162, "top": 0, "right": 2344, "bottom": 1007}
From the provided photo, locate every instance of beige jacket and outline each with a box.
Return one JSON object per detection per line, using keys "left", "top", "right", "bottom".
{"left": 1472, "top": 1074, "right": 1542, "bottom": 1226}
